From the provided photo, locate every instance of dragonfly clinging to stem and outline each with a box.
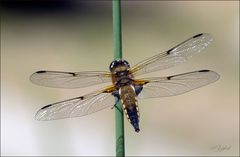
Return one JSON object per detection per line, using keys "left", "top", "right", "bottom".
{"left": 30, "top": 33, "right": 219, "bottom": 132}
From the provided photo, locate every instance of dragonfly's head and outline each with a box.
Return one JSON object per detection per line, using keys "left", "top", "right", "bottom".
{"left": 109, "top": 59, "right": 130, "bottom": 73}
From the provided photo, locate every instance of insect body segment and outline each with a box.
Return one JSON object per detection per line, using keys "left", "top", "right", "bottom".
{"left": 119, "top": 85, "right": 140, "bottom": 132}
{"left": 110, "top": 60, "right": 134, "bottom": 87}
{"left": 110, "top": 60, "right": 141, "bottom": 132}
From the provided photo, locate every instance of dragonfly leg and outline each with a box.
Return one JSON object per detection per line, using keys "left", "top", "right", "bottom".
{"left": 111, "top": 99, "right": 123, "bottom": 114}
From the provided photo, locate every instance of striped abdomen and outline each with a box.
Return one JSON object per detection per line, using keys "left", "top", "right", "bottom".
{"left": 119, "top": 85, "right": 140, "bottom": 132}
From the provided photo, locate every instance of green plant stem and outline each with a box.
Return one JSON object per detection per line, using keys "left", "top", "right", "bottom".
{"left": 112, "top": 0, "right": 125, "bottom": 156}
{"left": 113, "top": 0, "right": 122, "bottom": 60}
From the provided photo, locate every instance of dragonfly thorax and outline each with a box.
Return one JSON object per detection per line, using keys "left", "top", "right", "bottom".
{"left": 113, "top": 70, "right": 132, "bottom": 87}
{"left": 110, "top": 59, "right": 133, "bottom": 87}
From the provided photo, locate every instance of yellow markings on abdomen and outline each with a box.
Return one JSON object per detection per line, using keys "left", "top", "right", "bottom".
{"left": 136, "top": 103, "right": 140, "bottom": 118}
{"left": 119, "top": 85, "right": 140, "bottom": 123}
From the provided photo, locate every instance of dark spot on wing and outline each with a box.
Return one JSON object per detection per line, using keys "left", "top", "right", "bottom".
{"left": 41, "top": 104, "right": 52, "bottom": 109}
{"left": 166, "top": 47, "right": 174, "bottom": 54}
{"left": 79, "top": 96, "right": 84, "bottom": 100}
{"left": 167, "top": 76, "right": 172, "bottom": 80}
{"left": 193, "top": 33, "right": 203, "bottom": 38}
{"left": 198, "top": 70, "right": 210, "bottom": 72}
{"left": 68, "top": 72, "right": 76, "bottom": 76}
{"left": 36, "top": 70, "right": 46, "bottom": 74}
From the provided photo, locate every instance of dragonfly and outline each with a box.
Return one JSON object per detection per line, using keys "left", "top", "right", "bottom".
{"left": 30, "top": 33, "right": 219, "bottom": 132}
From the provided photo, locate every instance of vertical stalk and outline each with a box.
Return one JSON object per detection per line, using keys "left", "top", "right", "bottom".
{"left": 112, "top": 0, "right": 125, "bottom": 156}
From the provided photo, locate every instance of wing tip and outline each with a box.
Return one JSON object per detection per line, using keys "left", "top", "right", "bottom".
{"left": 29, "top": 70, "right": 46, "bottom": 84}
{"left": 35, "top": 112, "right": 44, "bottom": 121}
{"left": 35, "top": 108, "right": 46, "bottom": 121}
{"left": 193, "top": 33, "right": 213, "bottom": 42}
{"left": 35, "top": 104, "right": 54, "bottom": 121}
{"left": 198, "top": 69, "right": 220, "bottom": 81}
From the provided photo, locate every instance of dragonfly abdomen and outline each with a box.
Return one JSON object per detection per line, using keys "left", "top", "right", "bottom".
{"left": 119, "top": 85, "right": 140, "bottom": 132}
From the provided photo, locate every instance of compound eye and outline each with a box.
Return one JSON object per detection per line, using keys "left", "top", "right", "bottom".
{"left": 123, "top": 60, "right": 130, "bottom": 68}
{"left": 109, "top": 60, "right": 117, "bottom": 71}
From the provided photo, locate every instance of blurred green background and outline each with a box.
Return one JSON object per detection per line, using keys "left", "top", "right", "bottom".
{"left": 1, "top": 1, "right": 239, "bottom": 156}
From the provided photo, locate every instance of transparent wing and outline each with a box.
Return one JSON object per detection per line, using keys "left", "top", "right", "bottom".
{"left": 130, "top": 33, "right": 213, "bottom": 76}
{"left": 137, "top": 70, "right": 219, "bottom": 99}
{"left": 35, "top": 88, "right": 116, "bottom": 121}
{"left": 30, "top": 70, "right": 112, "bottom": 88}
